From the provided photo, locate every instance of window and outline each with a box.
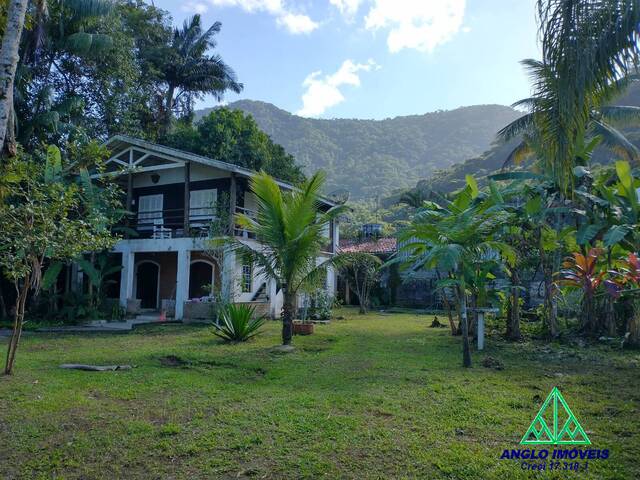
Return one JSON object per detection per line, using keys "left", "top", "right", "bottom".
{"left": 189, "top": 189, "right": 217, "bottom": 226}
{"left": 241, "top": 262, "right": 252, "bottom": 293}
{"left": 137, "top": 194, "right": 163, "bottom": 230}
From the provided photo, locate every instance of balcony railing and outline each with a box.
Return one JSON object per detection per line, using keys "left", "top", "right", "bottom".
{"left": 120, "top": 206, "right": 333, "bottom": 251}
{"left": 234, "top": 206, "right": 256, "bottom": 239}
{"left": 121, "top": 207, "right": 217, "bottom": 239}
{"left": 120, "top": 206, "right": 260, "bottom": 240}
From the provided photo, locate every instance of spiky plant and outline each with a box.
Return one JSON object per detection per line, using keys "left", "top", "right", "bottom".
{"left": 213, "top": 304, "right": 266, "bottom": 342}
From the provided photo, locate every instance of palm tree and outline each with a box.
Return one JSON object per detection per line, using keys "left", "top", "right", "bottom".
{"left": 0, "top": 0, "right": 29, "bottom": 154}
{"left": 500, "top": 0, "right": 640, "bottom": 193}
{"left": 500, "top": 62, "right": 640, "bottom": 184}
{"left": 233, "top": 171, "right": 346, "bottom": 346}
{"left": 399, "top": 178, "right": 515, "bottom": 367}
{"left": 155, "top": 15, "right": 242, "bottom": 134}
{"left": 8, "top": 0, "right": 115, "bottom": 153}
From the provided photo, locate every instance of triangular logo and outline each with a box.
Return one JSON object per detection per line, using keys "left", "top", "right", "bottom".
{"left": 521, "top": 387, "right": 591, "bottom": 445}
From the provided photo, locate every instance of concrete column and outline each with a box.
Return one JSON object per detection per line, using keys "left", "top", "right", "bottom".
{"left": 175, "top": 249, "right": 191, "bottom": 320}
{"left": 477, "top": 312, "right": 485, "bottom": 351}
{"left": 119, "top": 250, "right": 135, "bottom": 308}
{"left": 222, "top": 248, "right": 236, "bottom": 302}
{"left": 326, "top": 265, "right": 336, "bottom": 297}
{"left": 268, "top": 278, "right": 277, "bottom": 318}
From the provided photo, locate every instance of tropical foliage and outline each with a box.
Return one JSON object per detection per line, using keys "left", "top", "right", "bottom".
{"left": 0, "top": 143, "right": 121, "bottom": 374}
{"left": 398, "top": 176, "right": 516, "bottom": 367}
{"left": 339, "top": 252, "right": 382, "bottom": 314}
{"left": 165, "top": 109, "right": 304, "bottom": 183}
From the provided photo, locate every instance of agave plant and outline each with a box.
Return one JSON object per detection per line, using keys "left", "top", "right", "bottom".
{"left": 556, "top": 248, "right": 606, "bottom": 333}
{"left": 213, "top": 304, "right": 266, "bottom": 342}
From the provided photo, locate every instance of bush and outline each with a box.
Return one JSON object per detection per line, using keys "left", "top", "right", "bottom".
{"left": 308, "top": 291, "right": 333, "bottom": 321}
{"left": 213, "top": 304, "right": 266, "bottom": 342}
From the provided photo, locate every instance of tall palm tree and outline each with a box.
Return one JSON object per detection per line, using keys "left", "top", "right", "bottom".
{"left": 155, "top": 15, "right": 242, "bottom": 134}
{"left": 399, "top": 178, "right": 515, "bottom": 367}
{"left": 0, "top": 0, "right": 29, "bottom": 154}
{"left": 500, "top": 0, "right": 640, "bottom": 193}
{"left": 234, "top": 171, "right": 347, "bottom": 346}
{"left": 8, "top": 0, "right": 115, "bottom": 153}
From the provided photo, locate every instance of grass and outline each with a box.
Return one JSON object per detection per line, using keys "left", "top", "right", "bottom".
{"left": 1, "top": 308, "right": 639, "bottom": 479}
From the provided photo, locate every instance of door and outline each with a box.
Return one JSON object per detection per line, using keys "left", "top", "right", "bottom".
{"left": 189, "top": 189, "right": 217, "bottom": 226}
{"left": 136, "top": 262, "right": 159, "bottom": 309}
{"left": 137, "top": 194, "right": 163, "bottom": 230}
{"left": 189, "top": 261, "right": 214, "bottom": 299}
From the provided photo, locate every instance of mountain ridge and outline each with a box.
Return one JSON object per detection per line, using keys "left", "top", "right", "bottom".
{"left": 196, "top": 100, "right": 522, "bottom": 199}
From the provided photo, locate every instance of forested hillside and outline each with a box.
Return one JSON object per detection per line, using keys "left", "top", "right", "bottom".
{"left": 196, "top": 101, "right": 522, "bottom": 198}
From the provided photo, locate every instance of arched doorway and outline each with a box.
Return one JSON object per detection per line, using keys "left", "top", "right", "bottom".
{"left": 135, "top": 261, "right": 160, "bottom": 309}
{"left": 189, "top": 260, "right": 215, "bottom": 299}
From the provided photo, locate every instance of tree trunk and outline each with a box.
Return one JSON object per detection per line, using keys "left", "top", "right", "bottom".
{"left": 0, "top": 0, "right": 29, "bottom": 153}
{"left": 626, "top": 301, "right": 640, "bottom": 348}
{"left": 160, "top": 85, "right": 176, "bottom": 136}
{"left": 507, "top": 271, "right": 522, "bottom": 340}
{"left": 460, "top": 287, "right": 472, "bottom": 368}
{"left": 605, "top": 295, "right": 616, "bottom": 337}
{"left": 281, "top": 289, "right": 295, "bottom": 345}
{"left": 454, "top": 283, "right": 462, "bottom": 335}
{"left": 3, "top": 102, "right": 16, "bottom": 156}
{"left": 542, "top": 263, "right": 558, "bottom": 337}
{"left": 5, "top": 276, "right": 30, "bottom": 375}
{"left": 469, "top": 294, "right": 477, "bottom": 339}
{"left": 581, "top": 293, "right": 594, "bottom": 334}
{"left": 442, "top": 289, "right": 457, "bottom": 335}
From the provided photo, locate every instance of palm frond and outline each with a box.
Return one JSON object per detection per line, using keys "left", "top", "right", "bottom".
{"left": 590, "top": 119, "right": 640, "bottom": 163}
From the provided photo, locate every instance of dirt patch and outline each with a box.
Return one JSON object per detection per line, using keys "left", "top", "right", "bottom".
{"left": 481, "top": 356, "right": 504, "bottom": 370}
{"left": 159, "top": 355, "right": 267, "bottom": 377}
{"left": 159, "top": 355, "right": 187, "bottom": 367}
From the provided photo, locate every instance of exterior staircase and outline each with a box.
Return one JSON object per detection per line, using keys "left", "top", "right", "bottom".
{"left": 251, "top": 283, "right": 269, "bottom": 302}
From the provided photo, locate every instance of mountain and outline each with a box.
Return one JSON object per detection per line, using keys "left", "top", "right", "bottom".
{"left": 196, "top": 101, "right": 522, "bottom": 199}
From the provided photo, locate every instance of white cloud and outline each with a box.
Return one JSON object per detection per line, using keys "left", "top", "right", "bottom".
{"left": 277, "top": 13, "right": 318, "bottom": 34}
{"left": 208, "top": 0, "right": 318, "bottom": 34}
{"left": 329, "top": 0, "right": 363, "bottom": 16}
{"left": 364, "top": 0, "right": 465, "bottom": 53}
{"left": 181, "top": 1, "right": 209, "bottom": 14}
{"left": 297, "top": 59, "right": 379, "bottom": 117}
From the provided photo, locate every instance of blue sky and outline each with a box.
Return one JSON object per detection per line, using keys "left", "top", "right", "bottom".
{"left": 152, "top": 0, "right": 540, "bottom": 119}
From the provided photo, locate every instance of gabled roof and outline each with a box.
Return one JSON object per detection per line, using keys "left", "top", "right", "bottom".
{"left": 102, "top": 135, "right": 338, "bottom": 207}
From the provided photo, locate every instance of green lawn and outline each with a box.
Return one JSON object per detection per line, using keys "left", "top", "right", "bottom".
{"left": 1, "top": 309, "right": 638, "bottom": 479}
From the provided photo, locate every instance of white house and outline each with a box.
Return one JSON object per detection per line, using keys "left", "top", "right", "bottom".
{"left": 94, "top": 136, "right": 339, "bottom": 320}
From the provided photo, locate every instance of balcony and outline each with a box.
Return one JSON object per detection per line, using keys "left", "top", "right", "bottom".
{"left": 121, "top": 206, "right": 259, "bottom": 240}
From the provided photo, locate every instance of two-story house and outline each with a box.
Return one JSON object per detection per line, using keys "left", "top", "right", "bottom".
{"left": 94, "top": 135, "right": 339, "bottom": 321}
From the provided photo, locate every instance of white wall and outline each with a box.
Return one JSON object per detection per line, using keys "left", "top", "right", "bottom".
{"left": 132, "top": 164, "right": 230, "bottom": 188}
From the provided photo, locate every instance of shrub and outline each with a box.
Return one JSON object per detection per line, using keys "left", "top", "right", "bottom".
{"left": 213, "top": 304, "right": 266, "bottom": 342}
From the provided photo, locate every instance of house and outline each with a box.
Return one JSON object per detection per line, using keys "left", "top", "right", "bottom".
{"left": 337, "top": 228, "right": 440, "bottom": 308}
{"left": 90, "top": 135, "right": 339, "bottom": 320}
{"left": 337, "top": 233, "right": 399, "bottom": 307}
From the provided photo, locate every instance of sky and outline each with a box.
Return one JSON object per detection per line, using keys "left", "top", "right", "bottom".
{"left": 152, "top": 0, "right": 541, "bottom": 120}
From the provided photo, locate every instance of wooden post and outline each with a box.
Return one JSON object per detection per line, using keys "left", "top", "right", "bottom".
{"left": 229, "top": 173, "right": 237, "bottom": 235}
{"left": 183, "top": 162, "right": 191, "bottom": 235}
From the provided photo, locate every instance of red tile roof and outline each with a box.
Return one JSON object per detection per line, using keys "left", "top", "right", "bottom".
{"left": 339, "top": 237, "right": 397, "bottom": 254}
